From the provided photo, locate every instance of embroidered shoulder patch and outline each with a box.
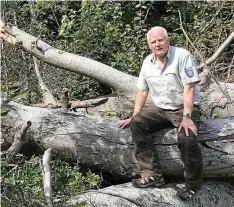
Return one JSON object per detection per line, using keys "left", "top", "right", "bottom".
{"left": 185, "top": 67, "right": 194, "bottom": 78}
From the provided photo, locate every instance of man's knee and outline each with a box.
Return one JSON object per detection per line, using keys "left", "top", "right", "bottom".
{"left": 130, "top": 114, "right": 144, "bottom": 131}
{"left": 178, "top": 127, "right": 196, "bottom": 140}
{"left": 177, "top": 131, "right": 202, "bottom": 162}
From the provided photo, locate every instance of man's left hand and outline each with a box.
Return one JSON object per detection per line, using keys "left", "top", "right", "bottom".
{"left": 178, "top": 119, "right": 197, "bottom": 136}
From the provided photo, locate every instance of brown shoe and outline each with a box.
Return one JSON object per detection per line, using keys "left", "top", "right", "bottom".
{"left": 131, "top": 175, "right": 165, "bottom": 188}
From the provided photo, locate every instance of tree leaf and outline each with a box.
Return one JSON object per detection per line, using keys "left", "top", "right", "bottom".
{"left": 0, "top": 161, "right": 8, "bottom": 167}
{"left": 3, "top": 177, "right": 16, "bottom": 185}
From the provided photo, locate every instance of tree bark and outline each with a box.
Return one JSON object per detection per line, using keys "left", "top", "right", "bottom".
{"left": 2, "top": 102, "right": 234, "bottom": 179}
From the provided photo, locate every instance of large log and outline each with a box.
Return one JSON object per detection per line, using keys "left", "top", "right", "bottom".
{"left": 2, "top": 102, "right": 234, "bottom": 179}
{"left": 67, "top": 181, "right": 234, "bottom": 207}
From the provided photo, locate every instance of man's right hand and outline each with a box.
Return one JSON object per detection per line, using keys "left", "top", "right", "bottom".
{"left": 118, "top": 119, "right": 131, "bottom": 129}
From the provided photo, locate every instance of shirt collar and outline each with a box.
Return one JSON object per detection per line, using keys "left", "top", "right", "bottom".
{"left": 151, "top": 45, "right": 171, "bottom": 64}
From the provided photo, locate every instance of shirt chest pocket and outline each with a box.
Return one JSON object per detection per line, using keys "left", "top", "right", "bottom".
{"left": 145, "top": 74, "right": 162, "bottom": 88}
{"left": 163, "top": 71, "right": 183, "bottom": 91}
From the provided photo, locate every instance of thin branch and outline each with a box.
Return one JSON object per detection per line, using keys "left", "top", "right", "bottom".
{"left": 200, "top": 2, "right": 224, "bottom": 33}
{"left": 50, "top": 4, "right": 60, "bottom": 28}
{"left": 178, "top": 10, "right": 207, "bottom": 65}
{"left": 42, "top": 148, "right": 54, "bottom": 207}
{"left": 33, "top": 56, "right": 57, "bottom": 105}
{"left": 178, "top": 10, "right": 233, "bottom": 105}
{"left": 227, "top": 55, "right": 234, "bottom": 80}
{"left": 197, "top": 32, "right": 234, "bottom": 70}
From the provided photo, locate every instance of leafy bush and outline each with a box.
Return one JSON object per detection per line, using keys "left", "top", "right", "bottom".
{"left": 1, "top": 157, "right": 99, "bottom": 206}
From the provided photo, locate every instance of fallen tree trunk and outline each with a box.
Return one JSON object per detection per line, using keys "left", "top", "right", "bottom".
{"left": 2, "top": 102, "right": 234, "bottom": 178}
{"left": 3, "top": 25, "right": 137, "bottom": 96}
{"left": 67, "top": 181, "right": 234, "bottom": 207}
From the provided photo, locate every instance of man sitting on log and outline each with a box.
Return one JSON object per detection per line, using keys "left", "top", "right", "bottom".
{"left": 118, "top": 26, "right": 203, "bottom": 200}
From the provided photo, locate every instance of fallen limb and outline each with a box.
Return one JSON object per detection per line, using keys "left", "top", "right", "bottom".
{"left": 31, "top": 97, "right": 109, "bottom": 111}
{"left": 197, "top": 32, "right": 234, "bottom": 70}
{"left": 42, "top": 148, "right": 53, "bottom": 207}
{"left": 1, "top": 24, "right": 137, "bottom": 95}
{"left": 70, "top": 97, "right": 108, "bottom": 110}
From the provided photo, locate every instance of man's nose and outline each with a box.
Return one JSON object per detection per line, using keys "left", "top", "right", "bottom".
{"left": 155, "top": 41, "right": 160, "bottom": 46}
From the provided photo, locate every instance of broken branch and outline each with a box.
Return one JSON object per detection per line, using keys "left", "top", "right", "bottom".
{"left": 7, "top": 121, "right": 32, "bottom": 154}
{"left": 42, "top": 148, "right": 53, "bottom": 207}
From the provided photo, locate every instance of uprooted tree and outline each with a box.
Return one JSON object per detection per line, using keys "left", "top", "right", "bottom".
{"left": 1, "top": 22, "right": 234, "bottom": 206}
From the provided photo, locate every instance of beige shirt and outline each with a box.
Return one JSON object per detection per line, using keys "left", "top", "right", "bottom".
{"left": 137, "top": 46, "right": 200, "bottom": 110}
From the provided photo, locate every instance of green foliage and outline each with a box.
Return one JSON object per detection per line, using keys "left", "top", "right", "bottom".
{"left": 1, "top": 161, "right": 16, "bottom": 186}
{"left": 0, "top": 161, "right": 9, "bottom": 167}
{"left": 68, "top": 170, "right": 99, "bottom": 196}
{"left": 11, "top": 92, "right": 28, "bottom": 100}
{"left": 3, "top": 177, "right": 16, "bottom": 185}
{"left": 2, "top": 0, "right": 233, "bottom": 105}
{"left": 74, "top": 202, "right": 86, "bottom": 207}
{"left": 1, "top": 156, "right": 99, "bottom": 206}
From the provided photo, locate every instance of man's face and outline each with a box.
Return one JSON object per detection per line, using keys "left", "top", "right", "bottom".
{"left": 148, "top": 29, "right": 169, "bottom": 58}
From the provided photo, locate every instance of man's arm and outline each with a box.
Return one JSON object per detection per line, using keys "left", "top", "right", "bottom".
{"left": 178, "top": 83, "right": 197, "bottom": 136}
{"left": 183, "top": 83, "right": 195, "bottom": 116}
{"left": 132, "top": 89, "right": 149, "bottom": 116}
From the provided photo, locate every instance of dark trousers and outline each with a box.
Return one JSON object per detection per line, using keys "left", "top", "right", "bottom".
{"left": 130, "top": 105, "right": 203, "bottom": 190}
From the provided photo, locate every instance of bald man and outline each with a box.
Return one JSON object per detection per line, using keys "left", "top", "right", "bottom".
{"left": 118, "top": 26, "right": 203, "bottom": 200}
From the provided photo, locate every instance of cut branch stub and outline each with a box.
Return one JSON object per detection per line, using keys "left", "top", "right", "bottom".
{"left": 7, "top": 120, "right": 32, "bottom": 154}
{"left": 2, "top": 120, "right": 32, "bottom": 163}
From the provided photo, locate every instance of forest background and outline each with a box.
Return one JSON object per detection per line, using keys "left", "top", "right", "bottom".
{"left": 1, "top": 0, "right": 234, "bottom": 206}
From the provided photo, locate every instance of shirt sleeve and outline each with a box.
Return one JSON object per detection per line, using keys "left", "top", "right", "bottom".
{"left": 137, "top": 60, "right": 149, "bottom": 91}
{"left": 179, "top": 51, "right": 201, "bottom": 86}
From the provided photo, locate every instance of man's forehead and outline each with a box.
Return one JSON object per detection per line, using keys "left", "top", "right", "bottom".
{"left": 149, "top": 30, "right": 166, "bottom": 39}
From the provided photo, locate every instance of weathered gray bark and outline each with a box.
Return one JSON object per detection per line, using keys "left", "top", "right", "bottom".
{"left": 2, "top": 102, "right": 234, "bottom": 178}
{"left": 1, "top": 24, "right": 234, "bottom": 118}
{"left": 67, "top": 181, "right": 234, "bottom": 207}
{"left": 199, "top": 77, "right": 234, "bottom": 118}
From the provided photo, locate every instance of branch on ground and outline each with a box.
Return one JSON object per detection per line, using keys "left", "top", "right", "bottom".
{"left": 42, "top": 148, "right": 53, "bottom": 207}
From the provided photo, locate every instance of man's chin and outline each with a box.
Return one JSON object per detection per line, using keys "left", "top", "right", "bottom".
{"left": 155, "top": 52, "right": 166, "bottom": 58}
